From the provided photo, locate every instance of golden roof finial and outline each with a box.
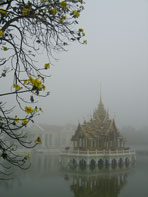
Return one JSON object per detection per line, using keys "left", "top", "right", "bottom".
{"left": 100, "top": 82, "right": 102, "bottom": 103}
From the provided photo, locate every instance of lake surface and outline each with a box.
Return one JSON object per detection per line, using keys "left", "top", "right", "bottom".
{"left": 0, "top": 149, "right": 148, "bottom": 197}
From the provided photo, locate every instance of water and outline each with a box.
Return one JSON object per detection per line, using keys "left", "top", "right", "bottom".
{"left": 0, "top": 150, "right": 148, "bottom": 197}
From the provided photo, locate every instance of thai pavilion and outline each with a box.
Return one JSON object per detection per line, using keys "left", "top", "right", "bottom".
{"left": 71, "top": 96, "right": 125, "bottom": 151}
{"left": 60, "top": 96, "right": 136, "bottom": 169}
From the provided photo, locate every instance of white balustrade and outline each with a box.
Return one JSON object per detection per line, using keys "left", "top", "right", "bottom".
{"left": 61, "top": 149, "right": 136, "bottom": 157}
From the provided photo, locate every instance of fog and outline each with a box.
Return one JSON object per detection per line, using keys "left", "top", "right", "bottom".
{"left": 34, "top": 0, "right": 148, "bottom": 129}
{"left": 1, "top": 0, "right": 148, "bottom": 129}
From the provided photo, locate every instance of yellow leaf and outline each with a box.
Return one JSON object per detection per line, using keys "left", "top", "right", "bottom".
{"left": 39, "top": 108, "right": 43, "bottom": 112}
{"left": 59, "top": 18, "right": 64, "bottom": 24}
{"left": 0, "top": 29, "right": 3, "bottom": 37}
{"left": 62, "top": 16, "right": 67, "bottom": 20}
{"left": 0, "top": 9, "right": 8, "bottom": 16}
{"left": 24, "top": 106, "right": 34, "bottom": 114}
{"left": 72, "top": 10, "right": 80, "bottom": 18}
{"left": 35, "top": 137, "right": 42, "bottom": 144}
{"left": 23, "top": 80, "right": 28, "bottom": 84}
{"left": 13, "top": 84, "right": 22, "bottom": 90}
{"left": 60, "top": 1, "right": 67, "bottom": 8}
{"left": 29, "top": 76, "right": 34, "bottom": 84}
{"left": 34, "top": 106, "right": 38, "bottom": 112}
{"left": 14, "top": 115, "right": 19, "bottom": 123}
{"left": 49, "top": 8, "right": 57, "bottom": 15}
{"left": 26, "top": 153, "right": 31, "bottom": 158}
{"left": 82, "top": 32, "right": 85, "bottom": 36}
{"left": 34, "top": 78, "right": 42, "bottom": 88}
{"left": 44, "top": 63, "right": 50, "bottom": 69}
{"left": 83, "top": 40, "right": 87, "bottom": 44}
{"left": 42, "top": 85, "right": 46, "bottom": 91}
{"left": 22, "top": 8, "right": 30, "bottom": 16}
{"left": 22, "top": 119, "right": 28, "bottom": 125}
{"left": 79, "top": 28, "right": 84, "bottom": 32}
{"left": 2, "top": 46, "right": 8, "bottom": 51}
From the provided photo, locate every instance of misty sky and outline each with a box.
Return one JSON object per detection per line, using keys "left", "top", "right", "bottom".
{"left": 37, "top": 0, "right": 148, "bottom": 128}
{"left": 3, "top": 0, "right": 148, "bottom": 128}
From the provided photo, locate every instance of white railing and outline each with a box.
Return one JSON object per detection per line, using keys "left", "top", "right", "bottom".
{"left": 61, "top": 149, "right": 135, "bottom": 155}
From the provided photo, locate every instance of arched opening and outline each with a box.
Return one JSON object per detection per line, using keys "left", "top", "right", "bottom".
{"left": 118, "top": 158, "right": 123, "bottom": 168}
{"left": 79, "top": 159, "right": 86, "bottom": 170}
{"left": 72, "top": 159, "right": 77, "bottom": 165}
{"left": 70, "top": 159, "right": 77, "bottom": 169}
{"left": 105, "top": 159, "right": 109, "bottom": 168}
{"left": 90, "top": 159, "right": 96, "bottom": 170}
{"left": 98, "top": 159, "right": 104, "bottom": 169}
{"left": 111, "top": 159, "right": 117, "bottom": 169}
{"left": 125, "top": 157, "right": 129, "bottom": 167}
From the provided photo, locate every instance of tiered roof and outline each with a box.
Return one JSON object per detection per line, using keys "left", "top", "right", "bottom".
{"left": 71, "top": 97, "right": 122, "bottom": 141}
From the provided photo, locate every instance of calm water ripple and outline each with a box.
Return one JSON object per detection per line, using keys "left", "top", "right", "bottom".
{"left": 0, "top": 151, "right": 148, "bottom": 197}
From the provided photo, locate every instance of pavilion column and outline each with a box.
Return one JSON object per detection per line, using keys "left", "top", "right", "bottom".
{"left": 80, "top": 139, "right": 82, "bottom": 147}
{"left": 104, "top": 137, "right": 105, "bottom": 148}
{"left": 93, "top": 139, "right": 95, "bottom": 148}
{"left": 107, "top": 140, "right": 109, "bottom": 149}
{"left": 108, "top": 138, "right": 110, "bottom": 149}
{"left": 120, "top": 139, "right": 122, "bottom": 148}
{"left": 97, "top": 137, "right": 99, "bottom": 148}
{"left": 112, "top": 139, "right": 114, "bottom": 148}
{"left": 82, "top": 139, "right": 84, "bottom": 148}
{"left": 99, "top": 137, "right": 101, "bottom": 148}
{"left": 78, "top": 140, "right": 80, "bottom": 149}
{"left": 76, "top": 141, "right": 78, "bottom": 149}
{"left": 117, "top": 139, "right": 120, "bottom": 148}
{"left": 116, "top": 139, "right": 118, "bottom": 148}
{"left": 115, "top": 138, "right": 117, "bottom": 148}
{"left": 90, "top": 139, "right": 92, "bottom": 149}
{"left": 87, "top": 139, "right": 89, "bottom": 149}
{"left": 94, "top": 140, "right": 96, "bottom": 148}
{"left": 86, "top": 139, "right": 88, "bottom": 149}
{"left": 88, "top": 139, "right": 90, "bottom": 149}
{"left": 90, "top": 139, "right": 92, "bottom": 148}
{"left": 97, "top": 137, "right": 99, "bottom": 149}
{"left": 104, "top": 138, "right": 106, "bottom": 149}
{"left": 85, "top": 139, "right": 87, "bottom": 148}
{"left": 83, "top": 139, "right": 85, "bottom": 148}
{"left": 122, "top": 140, "right": 124, "bottom": 148}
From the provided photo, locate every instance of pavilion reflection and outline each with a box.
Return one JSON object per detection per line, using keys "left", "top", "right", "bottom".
{"left": 64, "top": 168, "right": 131, "bottom": 197}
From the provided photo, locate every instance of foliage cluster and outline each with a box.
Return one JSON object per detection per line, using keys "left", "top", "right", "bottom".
{"left": 0, "top": 0, "right": 86, "bottom": 175}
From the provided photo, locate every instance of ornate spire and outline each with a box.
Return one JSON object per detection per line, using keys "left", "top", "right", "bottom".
{"left": 97, "top": 94, "right": 106, "bottom": 121}
{"left": 100, "top": 82, "right": 102, "bottom": 97}
{"left": 108, "top": 118, "right": 118, "bottom": 133}
{"left": 93, "top": 92, "right": 107, "bottom": 121}
{"left": 98, "top": 84, "right": 105, "bottom": 112}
